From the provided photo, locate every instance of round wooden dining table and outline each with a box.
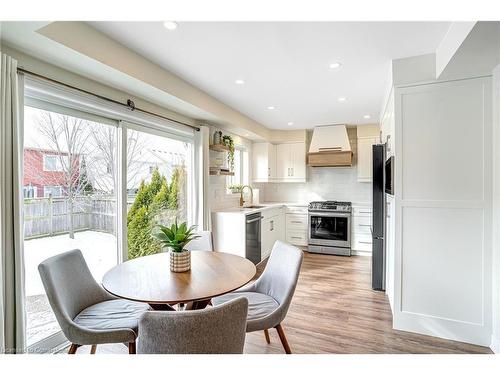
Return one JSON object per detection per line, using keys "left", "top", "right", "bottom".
{"left": 102, "top": 251, "right": 256, "bottom": 310}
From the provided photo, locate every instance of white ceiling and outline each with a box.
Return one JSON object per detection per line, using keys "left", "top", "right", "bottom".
{"left": 89, "top": 21, "right": 451, "bottom": 129}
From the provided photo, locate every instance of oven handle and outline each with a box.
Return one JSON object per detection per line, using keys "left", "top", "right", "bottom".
{"left": 308, "top": 211, "right": 351, "bottom": 218}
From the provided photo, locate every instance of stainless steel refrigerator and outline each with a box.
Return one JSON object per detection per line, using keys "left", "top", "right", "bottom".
{"left": 372, "top": 144, "right": 386, "bottom": 291}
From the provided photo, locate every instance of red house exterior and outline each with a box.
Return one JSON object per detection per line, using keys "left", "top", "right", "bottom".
{"left": 23, "top": 148, "right": 80, "bottom": 198}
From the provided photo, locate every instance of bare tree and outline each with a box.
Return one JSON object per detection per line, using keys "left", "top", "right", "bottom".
{"left": 37, "top": 111, "right": 93, "bottom": 239}
{"left": 87, "top": 127, "right": 145, "bottom": 193}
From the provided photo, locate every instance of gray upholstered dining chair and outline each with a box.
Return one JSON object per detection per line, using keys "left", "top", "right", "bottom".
{"left": 184, "top": 230, "right": 213, "bottom": 251}
{"left": 212, "top": 240, "right": 303, "bottom": 354}
{"left": 137, "top": 297, "right": 248, "bottom": 354}
{"left": 38, "top": 249, "right": 150, "bottom": 354}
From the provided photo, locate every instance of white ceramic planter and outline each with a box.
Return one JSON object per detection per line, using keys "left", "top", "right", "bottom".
{"left": 170, "top": 250, "right": 191, "bottom": 272}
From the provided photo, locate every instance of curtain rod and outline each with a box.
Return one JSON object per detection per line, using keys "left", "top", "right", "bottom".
{"left": 16, "top": 67, "right": 201, "bottom": 132}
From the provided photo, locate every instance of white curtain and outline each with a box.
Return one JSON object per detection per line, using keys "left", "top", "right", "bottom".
{"left": 194, "top": 125, "right": 210, "bottom": 230}
{"left": 0, "top": 53, "right": 26, "bottom": 353}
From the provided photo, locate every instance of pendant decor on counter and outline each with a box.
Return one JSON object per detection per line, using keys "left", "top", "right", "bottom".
{"left": 213, "top": 130, "right": 222, "bottom": 145}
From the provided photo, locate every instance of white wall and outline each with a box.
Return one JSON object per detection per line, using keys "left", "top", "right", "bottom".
{"left": 394, "top": 76, "right": 493, "bottom": 346}
{"left": 492, "top": 64, "right": 500, "bottom": 353}
{"left": 256, "top": 127, "right": 373, "bottom": 205}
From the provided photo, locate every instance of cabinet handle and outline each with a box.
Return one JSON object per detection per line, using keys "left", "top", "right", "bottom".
{"left": 358, "top": 211, "right": 371, "bottom": 214}
{"left": 268, "top": 167, "right": 270, "bottom": 177}
{"left": 291, "top": 221, "right": 303, "bottom": 224}
{"left": 270, "top": 220, "right": 274, "bottom": 231}
{"left": 358, "top": 224, "right": 371, "bottom": 227}
{"left": 359, "top": 241, "right": 372, "bottom": 244}
{"left": 291, "top": 236, "right": 302, "bottom": 240}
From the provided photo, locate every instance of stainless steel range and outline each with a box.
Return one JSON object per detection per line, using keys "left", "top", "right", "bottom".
{"left": 308, "top": 201, "right": 352, "bottom": 256}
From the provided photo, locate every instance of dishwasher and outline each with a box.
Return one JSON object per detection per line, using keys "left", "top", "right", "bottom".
{"left": 245, "top": 212, "right": 263, "bottom": 265}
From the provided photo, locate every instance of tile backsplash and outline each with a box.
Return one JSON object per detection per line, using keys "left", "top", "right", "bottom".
{"left": 255, "top": 165, "right": 372, "bottom": 204}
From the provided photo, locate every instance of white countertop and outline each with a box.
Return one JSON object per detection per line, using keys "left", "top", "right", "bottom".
{"left": 211, "top": 202, "right": 307, "bottom": 215}
{"left": 211, "top": 201, "right": 370, "bottom": 215}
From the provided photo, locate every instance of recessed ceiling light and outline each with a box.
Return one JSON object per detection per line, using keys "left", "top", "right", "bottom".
{"left": 245, "top": 133, "right": 250, "bottom": 137}
{"left": 287, "top": 122, "right": 294, "bottom": 126}
{"left": 338, "top": 97, "right": 347, "bottom": 102}
{"left": 163, "top": 21, "right": 178, "bottom": 30}
{"left": 363, "top": 114, "right": 371, "bottom": 119}
{"left": 329, "top": 62, "right": 342, "bottom": 70}
{"left": 267, "top": 106, "right": 276, "bottom": 110}
{"left": 235, "top": 79, "right": 245, "bottom": 85}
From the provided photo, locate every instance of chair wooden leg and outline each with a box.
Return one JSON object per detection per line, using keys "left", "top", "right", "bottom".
{"left": 275, "top": 324, "right": 292, "bottom": 354}
{"left": 128, "top": 341, "right": 136, "bottom": 354}
{"left": 68, "top": 343, "right": 80, "bottom": 354}
{"left": 264, "top": 329, "right": 271, "bottom": 344}
{"left": 90, "top": 344, "right": 97, "bottom": 354}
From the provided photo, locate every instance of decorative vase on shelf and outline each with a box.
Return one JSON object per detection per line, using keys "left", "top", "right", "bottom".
{"left": 169, "top": 250, "right": 191, "bottom": 273}
{"left": 213, "top": 130, "right": 222, "bottom": 145}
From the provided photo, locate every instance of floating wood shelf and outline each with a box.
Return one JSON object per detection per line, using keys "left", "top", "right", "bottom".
{"left": 209, "top": 144, "right": 231, "bottom": 152}
{"left": 209, "top": 169, "right": 234, "bottom": 176}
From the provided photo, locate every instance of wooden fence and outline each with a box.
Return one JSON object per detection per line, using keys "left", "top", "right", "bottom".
{"left": 23, "top": 196, "right": 130, "bottom": 239}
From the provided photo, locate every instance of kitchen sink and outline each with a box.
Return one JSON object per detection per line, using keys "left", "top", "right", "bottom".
{"left": 241, "top": 205, "right": 265, "bottom": 209}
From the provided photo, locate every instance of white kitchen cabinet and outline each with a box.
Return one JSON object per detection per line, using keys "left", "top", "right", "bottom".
{"left": 351, "top": 205, "right": 372, "bottom": 255}
{"left": 385, "top": 195, "right": 395, "bottom": 312}
{"left": 284, "top": 205, "right": 308, "bottom": 247}
{"left": 261, "top": 209, "right": 285, "bottom": 260}
{"left": 357, "top": 137, "right": 378, "bottom": 182}
{"left": 252, "top": 143, "right": 276, "bottom": 182}
{"left": 276, "top": 142, "right": 306, "bottom": 182}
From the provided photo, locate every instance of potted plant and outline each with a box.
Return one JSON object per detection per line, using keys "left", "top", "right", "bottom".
{"left": 228, "top": 184, "right": 243, "bottom": 194}
{"left": 222, "top": 135, "right": 235, "bottom": 171}
{"left": 152, "top": 221, "right": 200, "bottom": 272}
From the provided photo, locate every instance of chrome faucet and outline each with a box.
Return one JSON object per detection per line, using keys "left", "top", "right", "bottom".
{"left": 239, "top": 185, "right": 253, "bottom": 207}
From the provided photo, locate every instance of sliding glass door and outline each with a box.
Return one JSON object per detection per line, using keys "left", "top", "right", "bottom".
{"left": 23, "top": 103, "right": 120, "bottom": 349}
{"left": 22, "top": 97, "right": 195, "bottom": 352}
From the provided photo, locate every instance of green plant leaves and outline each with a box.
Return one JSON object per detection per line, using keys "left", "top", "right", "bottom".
{"left": 152, "top": 221, "right": 199, "bottom": 252}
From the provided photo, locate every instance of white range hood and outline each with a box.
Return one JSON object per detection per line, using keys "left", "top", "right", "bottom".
{"left": 308, "top": 125, "right": 353, "bottom": 167}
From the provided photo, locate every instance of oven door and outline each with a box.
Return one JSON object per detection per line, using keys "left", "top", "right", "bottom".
{"left": 308, "top": 211, "right": 351, "bottom": 248}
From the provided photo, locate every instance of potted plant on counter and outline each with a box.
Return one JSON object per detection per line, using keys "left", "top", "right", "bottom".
{"left": 228, "top": 184, "right": 243, "bottom": 194}
{"left": 152, "top": 221, "right": 200, "bottom": 272}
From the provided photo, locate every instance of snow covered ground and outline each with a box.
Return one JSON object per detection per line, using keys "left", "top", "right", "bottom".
{"left": 24, "top": 231, "right": 118, "bottom": 296}
{"left": 24, "top": 231, "right": 118, "bottom": 346}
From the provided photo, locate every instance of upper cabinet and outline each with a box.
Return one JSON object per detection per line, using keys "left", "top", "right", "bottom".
{"left": 357, "top": 137, "right": 378, "bottom": 182}
{"left": 276, "top": 142, "right": 306, "bottom": 182}
{"left": 252, "top": 143, "right": 276, "bottom": 182}
{"left": 252, "top": 142, "right": 306, "bottom": 183}
{"left": 356, "top": 125, "right": 380, "bottom": 183}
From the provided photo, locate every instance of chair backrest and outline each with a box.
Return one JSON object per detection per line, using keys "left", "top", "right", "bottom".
{"left": 253, "top": 240, "right": 303, "bottom": 315}
{"left": 184, "top": 231, "right": 213, "bottom": 251}
{"left": 137, "top": 297, "right": 248, "bottom": 354}
{"left": 38, "top": 249, "right": 110, "bottom": 331}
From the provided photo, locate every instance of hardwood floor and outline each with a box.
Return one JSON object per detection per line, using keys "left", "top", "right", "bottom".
{"left": 73, "top": 252, "right": 491, "bottom": 354}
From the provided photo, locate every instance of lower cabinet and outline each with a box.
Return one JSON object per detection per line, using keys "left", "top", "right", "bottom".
{"left": 285, "top": 206, "right": 308, "bottom": 247}
{"left": 351, "top": 205, "right": 373, "bottom": 254}
{"left": 261, "top": 208, "right": 285, "bottom": 260}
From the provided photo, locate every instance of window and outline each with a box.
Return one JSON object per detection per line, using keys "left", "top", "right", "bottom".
{"left": 23, "top": 185, "right": 37, "bottom": 198}
{"left": 227, "top": 148, "right": 248, "bottom": 191}
{"left": 43, "top": 185, "right": 62, "bottom": 198}
{"left": 126, "top": 127, "right": 193, "bottom": 260}
{"left": 43, "top": 154, "right": 66, "bottom": 172}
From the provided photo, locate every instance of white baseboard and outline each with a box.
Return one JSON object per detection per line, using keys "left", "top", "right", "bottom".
{"left": 491, "top": 335, "right": 500, "bottom": 354}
